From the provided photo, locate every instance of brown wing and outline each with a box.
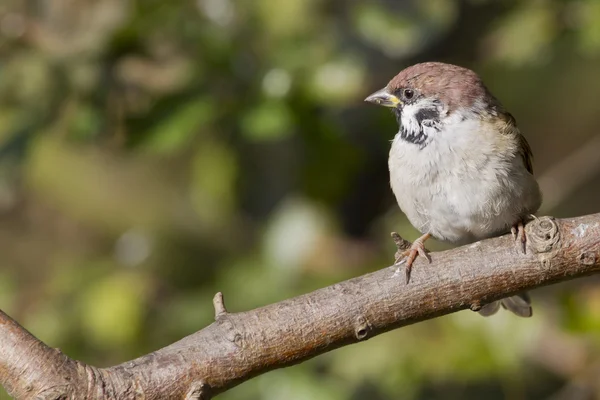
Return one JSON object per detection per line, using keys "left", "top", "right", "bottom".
{"left": 502, "top": 112, "right": 534, "bottom": 175}
{"left": 518, "top": 133, "right": 534, "bottom": 175}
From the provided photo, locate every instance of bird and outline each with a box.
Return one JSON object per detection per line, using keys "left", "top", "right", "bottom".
{"left": 365, "top": 62, "right": 542, "bottom": 317}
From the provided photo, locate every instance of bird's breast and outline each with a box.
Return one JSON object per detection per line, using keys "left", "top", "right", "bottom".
{"left": 388, "top": 120, "right": 541, "bottom": 244}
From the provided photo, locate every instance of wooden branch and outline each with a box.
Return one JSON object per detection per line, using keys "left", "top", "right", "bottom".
{"left": 1, "top": 214, "right": 599, "bottom": 399}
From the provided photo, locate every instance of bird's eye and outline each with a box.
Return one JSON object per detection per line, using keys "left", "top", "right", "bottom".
{"left": 402, "top": 89, "right": 415, "bottom": 100}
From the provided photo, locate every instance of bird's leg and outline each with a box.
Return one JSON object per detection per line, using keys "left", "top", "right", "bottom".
{"left": 391, "top": 232, "right": 431, "bottom": 284}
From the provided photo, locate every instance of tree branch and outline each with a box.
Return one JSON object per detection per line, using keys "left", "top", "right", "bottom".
{"left": 1, "top": 214, "right": 599, "bottom": 399}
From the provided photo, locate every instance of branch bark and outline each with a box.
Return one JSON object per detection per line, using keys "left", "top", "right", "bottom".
{"left": 1, "top": 214, "right": 599, "bottom": 399}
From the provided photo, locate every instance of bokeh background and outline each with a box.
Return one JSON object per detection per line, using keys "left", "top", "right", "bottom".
{"left": 1, "top": 0, "right": 600, "bottom": 399}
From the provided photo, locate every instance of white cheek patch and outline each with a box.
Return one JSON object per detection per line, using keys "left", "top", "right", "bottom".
{"left": 400, "top": 103, "right": 424, "bottom": 137}
{"left": 398, "top": 99, "right": 443, "bottom": 147}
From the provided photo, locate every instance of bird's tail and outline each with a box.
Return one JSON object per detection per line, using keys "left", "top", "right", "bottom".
{"left": 478, "top": 292, "right": 532, "bottom": 318}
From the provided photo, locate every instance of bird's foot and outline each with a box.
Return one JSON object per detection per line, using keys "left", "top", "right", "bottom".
{"left": 511, "top": 215, "right": 536, "bottom": 254}
{"left": 391, "top": 232, "right": 431, "bottom": 284}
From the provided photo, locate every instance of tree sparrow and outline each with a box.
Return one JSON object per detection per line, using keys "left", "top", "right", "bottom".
{"left": 365, "top": 62, "right": 542, "bottom": 317}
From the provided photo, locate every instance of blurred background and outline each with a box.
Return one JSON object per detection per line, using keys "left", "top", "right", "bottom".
{"left": 1, "top": 0, "right": 600, "bottom": 399}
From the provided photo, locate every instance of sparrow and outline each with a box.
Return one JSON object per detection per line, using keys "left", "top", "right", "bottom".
{"left": 365, "top": 62, "right": 542, "bottom": 317}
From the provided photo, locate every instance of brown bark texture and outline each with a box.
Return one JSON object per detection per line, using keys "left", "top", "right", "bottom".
{"left": 1, "top": 214, "right": 599, "bottom": 399}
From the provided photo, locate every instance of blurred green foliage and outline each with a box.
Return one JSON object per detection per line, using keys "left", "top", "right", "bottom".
{"left": 1, "top": 0, "right": 600, "bottom": 399}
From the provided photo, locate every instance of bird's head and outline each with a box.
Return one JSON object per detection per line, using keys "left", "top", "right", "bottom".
{"left": 365, "top": 62, "right": 502, "bottom": 148}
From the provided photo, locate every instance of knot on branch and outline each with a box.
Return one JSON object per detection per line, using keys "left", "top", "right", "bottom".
{"left": 578, "top": 252, "right": 596, "bottom": 266}
{"left": 354, "top": 315, "right": 372, "bottom": 340}
{"left": 185, "top": 381, "right": 211, "bottom": 400}
{"left": 527, "top": 216, "right": 560, "bottom": 253}
{"left": 391, "top": 232, "right": 411, "bottom": 252}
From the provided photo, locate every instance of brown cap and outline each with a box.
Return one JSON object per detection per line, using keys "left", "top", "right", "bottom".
{"left": 387, "top": 62, "right": 499, "bottom": 112}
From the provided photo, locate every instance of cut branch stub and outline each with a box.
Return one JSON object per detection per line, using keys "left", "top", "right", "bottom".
{"left": 391, "top": 231, "right": 411, "bottom": 253}
{"left": 213, "top": 292, "right": 228, "bottom": 320}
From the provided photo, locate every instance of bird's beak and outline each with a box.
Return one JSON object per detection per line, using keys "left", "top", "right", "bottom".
{"left": 364, "top": 88, "right": 401, "bottom": 108}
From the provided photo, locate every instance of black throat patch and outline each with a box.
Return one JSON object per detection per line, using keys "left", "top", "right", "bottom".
{"left": 393, "top": 107, "right": 441, "bottom": 148}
